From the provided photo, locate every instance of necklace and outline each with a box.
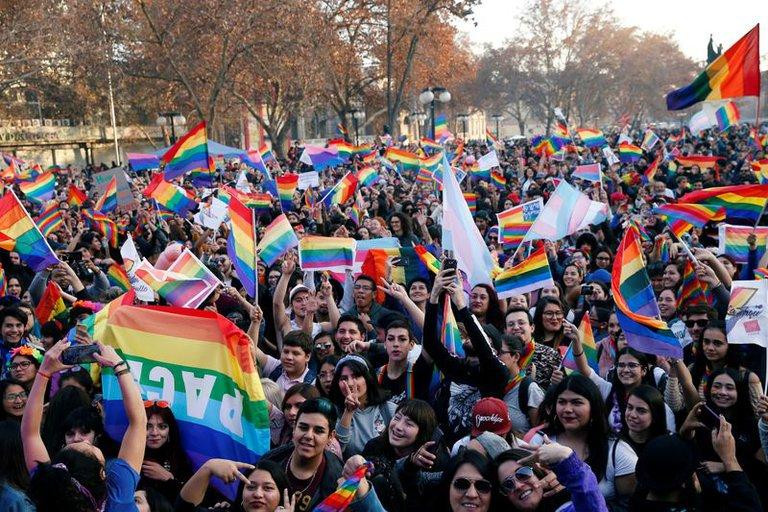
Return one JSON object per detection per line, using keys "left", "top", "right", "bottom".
{"left": 286, "top": 452, "right": 320, "bottom": 495}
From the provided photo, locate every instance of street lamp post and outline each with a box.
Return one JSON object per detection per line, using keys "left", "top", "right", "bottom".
{"left": 347, "top": 109, "right": 366, "bottom": 145}
{"left": 419, "top": 87, "right": 451, "bottom": 140}
{"left": 457, "top": 113, "right": 469, "bottom": 140}
{"left": 491, "top": 114, "right": 504, "bottom": 139}
{"left": 411, "top": 112, "right": 427, "bottom": 139}
{"left": 155, "top": 112, "right": 187, "bottom": 144}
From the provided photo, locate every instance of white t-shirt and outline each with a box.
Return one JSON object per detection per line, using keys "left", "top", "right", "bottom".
{"left": 503, "top": 380, "right": 545, "bottom": 432}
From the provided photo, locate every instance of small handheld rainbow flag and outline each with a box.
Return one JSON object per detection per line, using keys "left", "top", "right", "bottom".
{"left": 643, "top": 155, "right": 662, "bottom": 183}
{"left": 36, "top": 281, "right": 67, "bottom": 324}
{"left": 226, "top": 195, "right": 258, "bottom": 298}
{"left": 161, "top": 121, "right": 213, "bottom": 181}
{"left": 463, "top": 193, "right": 477, "bottom": 215}
{"left": 718, "top": 224, "right": 768, "bottom": 264}
{"left": 715, "top": 102, "right": 740, "bottom": 131}
{"left": 19, "top": 172, "right": 56, "bottom": 203}
{"left": 572, "top": 163, "right": 601, "bottom": 183}
{"left": 258, "top": 143, "right": 275, "bottom": 163}
{"left": 491, "top": 169, "right": 506, "bottom": 190}
{"left": 653, "top": 203, "right": 725, "bottom": 238}
{"left": 276, "top": 174, "right": 299, "bottom": 211}
{"left": 618, "top": 142, "right": 643, "bottom": 163}
{"left": 434, "top": 114, "right": 452, "bottom": 142}
{"left": 95, "top": 176, "right": 118, "bottom": 213}
{"left": 106, "top": 263, "right": 131, "bottom": 292}
{"left": 298, "top": 236, "right": 356, "bottom": 271}
{"left": 576, "top": 128, "right": 607, "bottom": 148}
{"left": 641, "top": 130, "right": 660, "bottom": 151}
{"left": 256, "top": 213, "right": 299, "bottom": 266}
{"left": 0, "top": 191, "right": 60, "bottom": 271}
{"left": 35, "top": 202, "right": 64, "bottom": 237}
{"left": 563, "top": 313, "right": 600, "bottom": 374}
{"left": 677, "top": 259, "right": 710, "bottom": 308}
{"left": 167, "top": 247, "right": 222, "bottom": 289}
{"left": 486, "top": 128, "right": 500, "bottom": 148}
{"left": 496, "top": 198, "right": 543, "bottom": 250}
{"left": 750, "top": 159, "right": 768, "bottom": 184}
{"left": 493, "top": 246, "right": 554, "bottom": 299}
{"left": 314, "top": 463, "right": 372, "bottom": 512}
{"left": 82, "top": 209, "right": 118, "bottom": 247}
{"left": 68, "top": 184, "right": 87, "bottom": 207}
{"left": 134, "top": 260, "right": 215, "bottom": 309}
{"left": 414, "top": 245, "right": 441, "bottom": 274}
{"left": 321, "top": 173, "right": 358, "bottom": 207}
{"left": 355, "top": 166, "right": 379, "bottom": 188}
{"left": 143, "top": 173, "right": 198, "bottom": 216}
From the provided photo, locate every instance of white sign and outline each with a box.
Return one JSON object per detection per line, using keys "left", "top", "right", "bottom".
{"left": 120, "top": 235, "right": 155, "bottom": 301}
{"left": 297, "top": 171, "right": 319, "bottom": 190}
{"left": 193, "top": 197, "right": 228, "bottom": 230}
{"left": 726, "top": 280, "right": 768, "bottom": 347}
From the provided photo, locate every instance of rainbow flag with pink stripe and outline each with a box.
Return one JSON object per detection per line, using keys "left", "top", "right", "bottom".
{"left": 314, "top": 463, "right": 371, "bottom": 512}
{"left": 168, "top": 247, "right": 221, "bottom": 289}
{"left": 298, "top": 236, "right": 356, "bottom": 271}
{"left": 256, "top": 214, "right": 299, "bottom": 266}
{"left": 106, "top": 263, "right": 131, "bottom": 292}
{"left": 134, "top": 260, "right": 213, "bottom": 308}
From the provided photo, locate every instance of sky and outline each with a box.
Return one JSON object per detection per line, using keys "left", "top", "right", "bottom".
{"left": 457, "top": 0, "right": 767, "bottom": 63}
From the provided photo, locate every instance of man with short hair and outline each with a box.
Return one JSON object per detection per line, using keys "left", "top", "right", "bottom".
{"left": 252, "top": 329, "right": 315, "bottom": 392}
{"left": 345, "top": 275, "right": 395, "bottom": 339}
{"left": 262, "top": 398, "right": 343, "bottom": 511}
{"left": 0, "top": 308, "right": 28, "bottom": 376}
{"left": 376, "top": 319, "right": 432, "bottom": 404}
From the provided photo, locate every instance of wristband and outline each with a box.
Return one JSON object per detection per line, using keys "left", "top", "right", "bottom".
{"left": 115, "top": 368, "right": 130, "bottom": 377}
{"left": 38, "top": 370, "right": 52, "bottom": 380}
{"left": 113, "top": 360, "right": 128, "bottom": 370}
{"left": 572, "top": 351, "right": 584, "bottom": 357}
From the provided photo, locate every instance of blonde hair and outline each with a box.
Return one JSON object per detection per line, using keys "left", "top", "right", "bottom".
{"left": 260, "top": 378, "right": 284, "bottom": 410}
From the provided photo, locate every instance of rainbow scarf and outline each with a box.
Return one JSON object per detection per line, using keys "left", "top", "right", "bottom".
{"left": 378, "top": 361, "right": 415, "bottom": 400}
{"left": 314, "top": 463, "right": 372, "bottom": 512}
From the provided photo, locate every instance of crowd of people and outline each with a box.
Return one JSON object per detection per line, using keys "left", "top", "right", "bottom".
{"left": 1, "top": 120, "right": 768, "bottom": 512}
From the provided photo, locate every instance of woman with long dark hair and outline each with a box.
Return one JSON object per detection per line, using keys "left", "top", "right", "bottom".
{"left": 532, "top": 296, "right": 568, "bottom": 350}
{"left": 621, "top": 385, "right": 669, "bottom": 456}
{"left": 141, "top": 401, "right": 194, "bottom": 503}
{"left": 537, "top": 374, "right": 637, "bottom": 511}
{"left": 0, "top": 379, "right": 27, "bottom": 421}
{"left": 0, "top": 420, "right": 33, "bottom": 508}
{"left": 429, "top": 449, "right": 497, "bottom": 512}
{"left": 469, "top": 284, "right": 505, "bottom": 331}
{"left": 329, "top": 355, "right": 396, "bottom": 458}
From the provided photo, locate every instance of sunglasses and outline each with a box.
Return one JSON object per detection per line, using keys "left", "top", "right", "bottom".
{"left": 452, "top": 477, "right": 492, "bottom": 494}
{"left": 684, "top": 319, "right": 708, "bottom": 328}
{"left": 315, "top": 342, "right": 333, "bottom": 350}
{"left": 144, "top": 400, "right": 170, "bottom": 409}
{"left": 501, "top": 466, "right": 535, "bottom": 494}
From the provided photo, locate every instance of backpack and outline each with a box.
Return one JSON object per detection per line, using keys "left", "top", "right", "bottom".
{"left": 517, "top": 376, "right": 533, "bottom": 413}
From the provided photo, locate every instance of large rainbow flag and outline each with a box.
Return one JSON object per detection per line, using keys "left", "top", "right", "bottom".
{"left": 227, "top": 195, "right": 257, "bottom": 298}
{"left": 100, "top": 306, "right": 270, "bottom": 499}
{"left": 612, "top": 226, "right": 681, "bottom": 358}
{"left": 18, "top": 172, "right": 56, "bottom": 203}
{"left": 653, "top": 203, "right": 726, "bottom": 238}
{"left": 493, "top": 246, "right": 554, "bottom": 299}
{"left": 666, "top": 25, "right": 760, "bottom": 110}
{"left": 298, "top": 236, "right": 356, "bottom": 271}
{"left": 679, "top": 184, "right": 768, "bottom": 225}
{"left": 718, "top": 224, "right": 768, "bottom": 264}
{"left": 161, "top": 121, "right": 213, "bottom": 181}
{"left": 0, "top": 192, "right": 59, "bottom": 271}
{"left": 143, "top": 173, "right": 199, "bottom": 215}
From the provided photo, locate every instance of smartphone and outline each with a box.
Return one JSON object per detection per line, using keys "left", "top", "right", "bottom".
{"left": 60, "top": 345, "right": 101, "bottom": 365}
{"left": 443, "top": 258, "right": 458, "bottom": 277}
{"left": 698, "top": 404, "right": 721, "bottom": 430}
{"left": 427, "top": 429, "right": 444, "bottom": 455}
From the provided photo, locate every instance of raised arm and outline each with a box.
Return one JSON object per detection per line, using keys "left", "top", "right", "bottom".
{"left": 272, "top": 256, "right": 295, "bottom": 335}
{"left": 179, "top": 459, "right": 253, "bottom": 506}
{"left": 94, "top": 342, "right": 147, "bottom": 473}
{"left": 378, "top": 278, "right": 425, "bottom": 334}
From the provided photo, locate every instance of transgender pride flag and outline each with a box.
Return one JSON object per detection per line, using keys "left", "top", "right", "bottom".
{"left": 525, "top": 180, "right": 609, "bottom": 242}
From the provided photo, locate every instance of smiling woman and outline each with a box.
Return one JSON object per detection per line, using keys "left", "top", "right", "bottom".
{"left": 0, "top": 379, "right": 27, "bottom": 421}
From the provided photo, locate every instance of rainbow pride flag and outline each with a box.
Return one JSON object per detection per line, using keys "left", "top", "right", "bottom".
{"left": 82, "top": 209, "right": 118, "bottom": 247}
{"left": 434, "top": 114, "right": 452, "bottom": 142}
{"left": 718, "top": 224, "right": 768, "bottom": 264}
{"left": 493, "top": 246, "right": 554, "bottom": 298}
{"left": 576, "top": 128, "right": 607, "bottom": 148}
{"left": 256, "top": 213, "right": 299, "bottom": 266}
{"left": 715, "top": 102, "right": 740, "bottom": 130}
{"left": 36, "top": 281, "right": 67, "bottom": 324}
{"left": 677, "top": 259, "right": 709, "bottom": 308}
{"left": 531, "top": 135, "right": 556, "bottom": 156}
{"left": 276, "top": 173, "right": 299, "bottom": 211}
{"left": 675, "top": 155, "right": 719, "bottom": 170}
{"left": 572, "top": 163, "right": 601, "bottom": 182}
{"left": 0, "top": 263, "right": 6, "bottom": 296}
{"left": 384, "top": 148, "right": 420, "bottom": 171}
{"left": 612, "top": 225, "right": 680, "bottom": 357}
{"left": 414, "top": 245, "right": 441, "bottom": 274}
{"left": 618, "top": 142, "right": 643, "bottom": 163}
{"left": 463, "top": 193, "right": 477, "bottom": 215}
{"left": 126, "top": 152, "right": 160, "bottom": 171}
{"left": 100, "top": 306, "right": 270, "bottom": 499}
{"left": 653, "top": 203, "right": 725, "bottom": 238}
{"left": 679, "top": 184, "right": 768, "bottom": 225}
{"left": 750, "top": 159, "right": 768, "bottom": 184}
{"left": 161, "top": 121, "right": 213, "bottom": 181}
{"left": 168, "top": 248, "right": 221, "bottom": 290}
{"left": 491, "top": 169, "right": 506, "bottom": 189}
{"left": 355, "top": 166, "right": 379, "bottom": 188}
{"left": 35, "top": 202, "right": 63, "bottom": 237}
{"left": 420, "top": 137, "right": 443, "bottom": 153}
{"left": 419, "top": 152, "right": 442, "bottom": 172}
{"left": 416, "top": 167, "right": 434, "bottom": 183}
{"left": 95, "top": 176, "right": 118, "bottom": 213}
{"left": 666, "top": 25, "right": 759, "bottom": 110}
{"left": 298, "top": 236, "right": 356, "bottom": 271}
{"left": 429, "top": 294, "right": 465, "bottom": 393}
{"left": 496, "top": 198, "right": 543, "bottom": 250}
{"left": 0, "top": 192, "right": 59, "bottom": 271}
{"left": 19, "top": 172, "right": 55, "bottom": 203}
{"left": 258, "top": 143, "right": 275, "bottom": 163}
{"left": 563, "top": 313, "right": 599, "bottom": 374}
{"left": 106, "top": 263, "right": 131, "bottom": 292}
{"left": 227, "top": 195, "right": 257, "bottom": 298}
{"left": 641, "top": 130, "right": 660, "bottom": 151}
{"left": 486, "top": 128, "right": 500, "bottom": 148}
{"left": 314, "top": 463, "right": 371, "bottom": 512}
{"left": 643, "top": 155, "right": 662, "bottom": 183}
{"left": 68, "top": 185, "right": 87, "bottom": 207}
{"left": 143, "top": 173, "right": 199, "bottom": 215}
{"left": 134, "top": 259, "right": 213, "bottom": 308}
{"left": 241, "top": 149, "right": 270, "bottom": 179}
{"left": 321, "top": 172, "right": 358, "bottom": 207}
{"left": 754, "top": 267, "right": 768, "bottom": 279}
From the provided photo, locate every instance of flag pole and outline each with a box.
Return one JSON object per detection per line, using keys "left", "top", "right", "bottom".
{"left": 252, "top": 206, "right": 258, "bottom": 304}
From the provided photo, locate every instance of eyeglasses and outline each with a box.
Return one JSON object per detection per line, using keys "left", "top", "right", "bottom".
{"left": 500, "top": 466, "right": 535, "bottom": 494}
{"left": 143, "top": 400, "right": 170, "bottom": 409}
{"left": 9, "top": 361, "right": 32, "bottom": 370}
{"left": 596, "top": 256, "right": 611, "bottom": 261}
{"left": 315, "top": 342, "right": 333, "bottom": 350}
{"left": 354, "top": 284, "right": 374, "bottom": 291}
{"left": 617, "top": 362, "right": 642, "bottom": 370}
{"left": 542, "top": 311, "right": 564, "bottom": 319}
{"left": 452, "top": 477, "right": 492, "bottom": 494}
{"left": 4, "top": 392, "right": 27, "bottom": 401}
{"left": 684, "top": 319, "right": 708, "bottom": 328}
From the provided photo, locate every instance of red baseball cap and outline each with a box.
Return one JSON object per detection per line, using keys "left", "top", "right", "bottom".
{"left": 471, "top": 397, "right": 511, "bottom": 437}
